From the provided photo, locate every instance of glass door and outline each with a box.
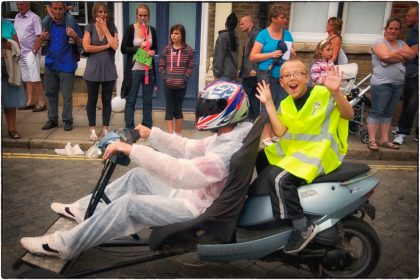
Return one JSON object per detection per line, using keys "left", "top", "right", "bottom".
{"left": 124, "top": 2, "right": 201, "bottom": 111}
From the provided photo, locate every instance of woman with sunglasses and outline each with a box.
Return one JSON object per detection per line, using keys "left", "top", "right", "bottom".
{"left": 325, "top": 17, "right": 343, "bottom": 65}
{"left": 121, "top": 4, "right": 158, "bottom": 129}
{"left": 367, "top": 18, "right": 414, "bottom": 151}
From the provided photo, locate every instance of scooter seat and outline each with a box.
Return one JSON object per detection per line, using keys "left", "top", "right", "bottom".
{"left": 312, "top": 161, "right": 370, "bottom": 183}
{"left": 149, "top": 113, "right": 268, "bottom": 251}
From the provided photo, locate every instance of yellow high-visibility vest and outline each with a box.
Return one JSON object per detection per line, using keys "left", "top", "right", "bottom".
{"left": 265, "top": 85, "right": 349, "bottom": 183}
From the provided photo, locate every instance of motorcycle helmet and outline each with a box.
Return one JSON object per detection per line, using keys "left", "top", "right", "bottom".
{"left": 195, "top": 81, "right": 249, "bottom": 131}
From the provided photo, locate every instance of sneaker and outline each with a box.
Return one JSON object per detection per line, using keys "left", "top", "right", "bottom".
{"left": 393, "top": 134, "right": 406, "bottom": 145}
{"left": 64, "top": 122, "right": 73, "bottom": 131}
{"left": 42, "top": 121, "right": 58, "bottom": 130}
{"left": 51, "top": 202, "right": 77, "bottom": 221}
{"left": 262, "top": 138, "right": 274, "bottom": 147}
{"left": 90, "top": 129, "right": 98, "bottom": 141}
{"left": 414, "top": 136, "right": 418, "bottom": 142}
{"left": 41, "top": 39, "right": 50, "bottom": 48}
{"left": 391, "top": 127, "right": 399, "bottom": 135}
{"left": 283, "top": 222, "right": 319, "bottom": 254}
{"left": 271, "top": 136, "right": 280, "bottom": 143}
{"left": 20, "top": 234, "right": 62, "bottom": 258}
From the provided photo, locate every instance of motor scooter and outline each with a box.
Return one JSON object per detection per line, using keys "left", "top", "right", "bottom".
{"left": 14, "top": 113, "right": 380, "bottom": 278}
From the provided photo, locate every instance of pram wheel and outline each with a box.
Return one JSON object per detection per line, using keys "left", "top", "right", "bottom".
{"left": 360, "top": 129, "right": 369, "bottom": 144}
{"left": 349, "top": 122, "right": 359, "bottom": 135}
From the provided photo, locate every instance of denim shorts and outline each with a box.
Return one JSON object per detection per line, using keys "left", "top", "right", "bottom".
{"left": 368, "top": 83, "right": 403, "bottom": 125}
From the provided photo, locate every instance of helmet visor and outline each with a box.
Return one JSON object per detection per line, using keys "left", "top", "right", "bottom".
{"left": 196, "top": 97, "right": 228, "bottom": 117}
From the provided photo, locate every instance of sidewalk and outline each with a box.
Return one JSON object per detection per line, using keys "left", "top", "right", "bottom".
{"left": 2, "top": 106, "right": 418, "bottom": 161}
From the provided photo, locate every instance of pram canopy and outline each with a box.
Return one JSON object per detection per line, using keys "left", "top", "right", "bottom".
{"left": 338, "top": 63, "right": 358, "bottom": 94}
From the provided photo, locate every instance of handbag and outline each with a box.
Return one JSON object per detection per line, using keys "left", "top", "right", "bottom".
{"left": 337, "top": 47, "right": 348, "bottom": 65}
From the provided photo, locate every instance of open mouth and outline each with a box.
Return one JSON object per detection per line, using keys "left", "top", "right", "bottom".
{"left": 288, "top": 83, "right": 298, "bottom": 91}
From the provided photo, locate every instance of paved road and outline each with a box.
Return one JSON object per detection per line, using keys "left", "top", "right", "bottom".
{"left": 1, "top": 149, "right": 418, "bottom": 278}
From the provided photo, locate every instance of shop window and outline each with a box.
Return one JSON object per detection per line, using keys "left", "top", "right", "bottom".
{"left": 290, "top": 2, "right": 392, "bottom": 45}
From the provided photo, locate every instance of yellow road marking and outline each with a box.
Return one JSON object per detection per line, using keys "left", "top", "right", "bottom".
{"left": 2, "top": 152, "right": 102, "bottom": 161}
{"left": 2, "top": 153, "right": 417, "bottom": 170}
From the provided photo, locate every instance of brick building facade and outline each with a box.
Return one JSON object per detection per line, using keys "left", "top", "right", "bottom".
{"left": 206, "top": 1, "right": 417, "bottom": 83}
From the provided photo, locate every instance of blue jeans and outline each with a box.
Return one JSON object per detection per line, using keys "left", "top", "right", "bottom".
{"left": 258, "top": 74, "right": 287, "bottom": 112}
{"left": 368, "top": 83, "right": 404, "bottom": 125}
{"left": 242, "top": 77, "right": 260, "bottom": 121}
{"left": 397, "top": 75, "right": 418, "bottom": 136}
{"left": 44, "top": 68, "right": 75, "bottom": 123}
{"left": 124, "top": 70, "right": 155, "bottom": 129}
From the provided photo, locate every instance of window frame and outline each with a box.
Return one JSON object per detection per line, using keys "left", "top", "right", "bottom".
{"left": 289, "top": 2, "right": 392, "bottom": 45}
{"left": 341, "top": 2, "right": 392, "bottom": 44}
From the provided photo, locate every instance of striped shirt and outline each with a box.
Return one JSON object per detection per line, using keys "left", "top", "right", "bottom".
{"left": 159, "top": 44, "right": 194, "bottom": 89}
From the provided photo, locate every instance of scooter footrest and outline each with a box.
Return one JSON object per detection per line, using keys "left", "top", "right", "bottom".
{"left": 21, "top": 217, "right": 77, "bottom": 274}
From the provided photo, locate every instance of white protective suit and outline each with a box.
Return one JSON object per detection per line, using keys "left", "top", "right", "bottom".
{"left": 53, "top": 122, "right": 252, "bottom": 259}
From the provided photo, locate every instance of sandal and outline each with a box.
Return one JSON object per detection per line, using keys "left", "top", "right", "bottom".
{"left": 8, "top": 130, "right": 21, "bottom": 139}
{"left": 89, "top": 129, "right": 98, "bottom": 141}
{"left": 367, "top": 140, "right": 379, "bottom": 151}
{"left": 380, "top": 141, "right": 400, "bottom": 150}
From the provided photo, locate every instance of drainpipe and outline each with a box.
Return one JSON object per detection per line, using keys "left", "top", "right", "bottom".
{"left": 112, "top": 3, "right": 125, "bottom": 111}
{"left": 259, "top": 3, "right": 268, "bottom": 29}
{"left": 199, "top": 3, "right": 209, "bottom": 92}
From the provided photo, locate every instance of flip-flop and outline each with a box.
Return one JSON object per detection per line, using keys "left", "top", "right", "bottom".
{"left": 8, "top": 130, "right": 21, "bottom": 139}
{"left": 380, "top": 141, "right": 400, "bottom": 150}
{"left": 367, "top": 140, "right": 379, "bottom": 151}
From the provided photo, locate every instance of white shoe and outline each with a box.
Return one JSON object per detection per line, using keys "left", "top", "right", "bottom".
{"left": 89, "top": 129, "right": 98, "bottom": 141}
{"left": 102, "top": 128, "right": 109, "bottom": 136}
{"left": 262, "top": 138, "right": 274, "bottom": 147}
{"left": 393, "top": 134, "right": 406, "bottom": 145}
{"left": 51, "top": 202, "right": 77, "bottom": 221}
{"left": 20, "top": 234, "right": 63, "bottom": 259}
{"left": 271, "top": 136, "right": 280, "bottom": 143}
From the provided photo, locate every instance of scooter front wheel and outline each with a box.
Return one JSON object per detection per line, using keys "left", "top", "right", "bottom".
{"left": 311, "top": 216, "right": 381, "bottom": 278}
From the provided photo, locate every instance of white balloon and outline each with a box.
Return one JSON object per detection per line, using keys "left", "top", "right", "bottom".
{"left": 111, "top": 96, "right": 126, "bottom": 112}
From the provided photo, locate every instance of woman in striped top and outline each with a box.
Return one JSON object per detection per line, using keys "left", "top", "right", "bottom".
{"left": 158, "top": 24, "right": 194, "bottom": 135}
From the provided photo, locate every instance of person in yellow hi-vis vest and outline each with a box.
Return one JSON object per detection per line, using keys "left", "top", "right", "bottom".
{"left": 255, "top": 59, "right": 354, "bottom": 254}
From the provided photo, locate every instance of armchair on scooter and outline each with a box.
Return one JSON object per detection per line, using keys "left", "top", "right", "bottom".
{"left": 15, "top": 110, "right": 381, "bottom": 278}
{"left": 15, "top": 113, "right": 268, "bottom": 278}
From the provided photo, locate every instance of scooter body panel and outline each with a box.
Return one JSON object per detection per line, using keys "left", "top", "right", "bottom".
{"left": 239, "top": 175, "right": 378, "bottom": 226}
{"left": 198, "top": 173, "right": 379, "bottom": 263}
{"left": 197, "top": 229, "right": 292, "bottom": 263}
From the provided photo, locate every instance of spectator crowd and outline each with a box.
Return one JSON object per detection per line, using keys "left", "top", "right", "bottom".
{"left": 2, "top": 2, "right": 418, "bottom": 151}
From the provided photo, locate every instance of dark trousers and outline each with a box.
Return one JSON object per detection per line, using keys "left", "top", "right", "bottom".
{"left": 85, "top": 80, "right": 115, "bottom": 127}
{"left": 164, "top": 86, "right": 187, "bottom": 120}
{"left": 242, "top": 77, "right": 260, "bottom": 121}
{"left": 397, "top": 75, "right": 419, "bottom": 137}
{"left": 124, "top": 70, "right": 155, "bottom": 129}
{"left": 44, "top": 69, "right": 74, "bottom": 123}
{"left": 255, "top": 150, "right": 305, "bottom": 220}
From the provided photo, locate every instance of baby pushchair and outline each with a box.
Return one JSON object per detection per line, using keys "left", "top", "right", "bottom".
{"left": 339, "top": 63, "right": 371, "bottom": 144}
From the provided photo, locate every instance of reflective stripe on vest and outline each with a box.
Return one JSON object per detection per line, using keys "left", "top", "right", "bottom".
{"left": 265, "top": 85, "right": 349, "bottom": 183}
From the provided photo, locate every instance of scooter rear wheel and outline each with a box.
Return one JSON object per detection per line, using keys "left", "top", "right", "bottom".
{"left": 311, "top": 216, "right": 381, "bottom": 278}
